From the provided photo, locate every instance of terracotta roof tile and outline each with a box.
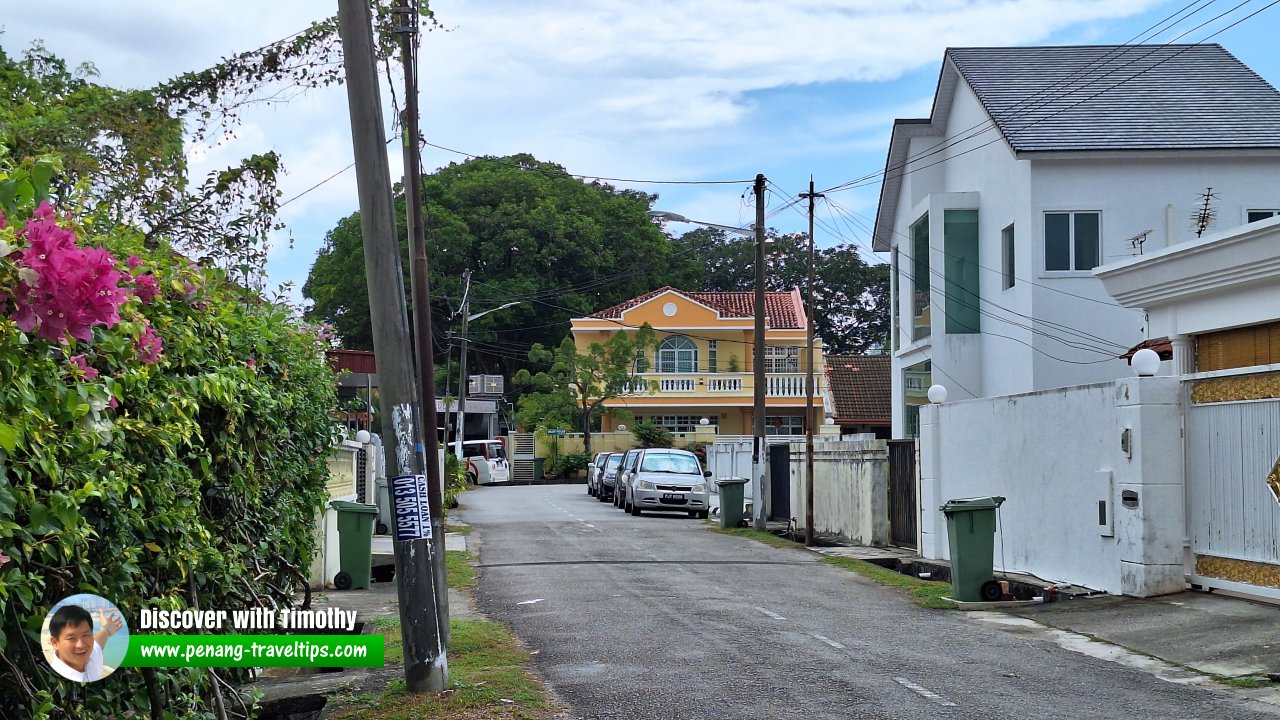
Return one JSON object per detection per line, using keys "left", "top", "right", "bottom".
{"left": 824, "top": 354, "right": 891, "bottom": 423}
{"left": 1120, "top": 338, "right": 1173, "bottom": 361}
{"left": 590, "top": 287, "right": 804, "bottom": 329}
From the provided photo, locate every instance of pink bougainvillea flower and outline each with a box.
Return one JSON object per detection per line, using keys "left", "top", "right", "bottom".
{"left": 247, "top": 357, "right": 257, "bottom": 369}
{"left": 108, "top": 396, "right": 119, "bottom": 410}
{"left": 0, "top": 210, "right": 7, "bottom": 230}
{"left": 131, "top": 272, "right": 160, "bottom": 303}
{"left": 0, "top": 550, "right": 9, "bottom": 567}
{"left": 135, "top": 321, "right": 164, "bottom": 364}
{"left": 69, "top": 354, "right": 99, "bottom": 381}
{"left": 126, "top": 254, "right": 142, "bottom": 270}
{"left": 31, "top": 201, "right": 54, "bottom": 220}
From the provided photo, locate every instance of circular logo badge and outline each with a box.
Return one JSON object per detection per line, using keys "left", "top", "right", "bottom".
{"left": 43, "top": 594, "right": 129, "bottom": 682}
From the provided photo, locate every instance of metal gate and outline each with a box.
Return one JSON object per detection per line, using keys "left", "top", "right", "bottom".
{"left": 1185, "top": 376, "right": 1280, "bottom": 599}
{"left": 768, "top": 443, "right": 791, "bottom": 521}
{"left": 888, "top": 440, "right": 918, "bottom": 549}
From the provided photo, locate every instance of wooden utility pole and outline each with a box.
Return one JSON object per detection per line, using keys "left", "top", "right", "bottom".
{"left": 800, "top": 177, "right": 823, "bottom": 547}
{"left": 336, "top": 0, "right": 447, "bottom": 692}
{"left": 752, "top": 173, "right": 767, "bottom": 531}
{"left": 394, "top": 4, "right": 450, "bottom": 649}
{"left": 454, "top": 270, "right": 472, "bottom": 461}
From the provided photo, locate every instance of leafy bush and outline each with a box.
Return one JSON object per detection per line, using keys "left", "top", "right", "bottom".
{"left": 444, "top": 452, "right": 467, "bottom": 508}
{"left": 0, "top": 160, "right": 339, "bottom": 719}
{"left": 632, "top": 421, "right": 674, "bottom": 448}
{"left": 681, "top": 441, "right": 709, "bottom": 464}
{"left": 558, "top": 452, "right": 591, "bottom": 476}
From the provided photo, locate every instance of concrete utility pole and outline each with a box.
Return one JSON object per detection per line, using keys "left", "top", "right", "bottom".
{"left": 800, "top": 177, "right": 824, "bottom": 547}
{"left": 454, "top": 270, "right": 472, "bottom": 461}
{"left": 336, "top": 0, "right": 446, "bottom": 692}
{"left": 394, "top": 3, "right": 450, "bottom": 649}
{"left": 752, "top": 173, "right": 767, "bottom": 531}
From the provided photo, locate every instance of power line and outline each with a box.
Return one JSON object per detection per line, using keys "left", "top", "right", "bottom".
{"left": 420, "top": 140, "right": 753, "bottom": 185}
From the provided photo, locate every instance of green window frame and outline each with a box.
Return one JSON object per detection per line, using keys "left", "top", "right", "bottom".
{"left": 911, "top": 214, "right": 930, "bottom": 340}
{"left": 943, "top": 209, "right": 980, "bottom": 334}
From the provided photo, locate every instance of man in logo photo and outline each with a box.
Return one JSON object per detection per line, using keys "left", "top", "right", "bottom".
{"left": 47, "top": 604, "right": 123, "bottom": 682}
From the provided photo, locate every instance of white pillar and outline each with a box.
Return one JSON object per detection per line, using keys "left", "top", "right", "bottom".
{"left": 1170, "top": 334, "right": 1194, "bottom": 376}
{"left": 918, "top": 404, "right": 945, "bottom": 559}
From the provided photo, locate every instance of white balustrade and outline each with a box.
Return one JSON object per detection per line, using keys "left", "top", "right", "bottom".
{"left": 706, "top": 377, "right": 743, "bottom": 392}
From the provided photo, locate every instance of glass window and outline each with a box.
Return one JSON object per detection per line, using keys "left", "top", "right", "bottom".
{"left": 943, "top": 209, "right": 980, "bottom": 334}
{"left": 1001, "top": 224, "right": 1015, "bottom": 290}
{"left": 764, "top": 345, "right": 800, "bottom": 373}
{"left": 911, "top": 214, "right": 930, "bottom": 340}
{"left": 1044, "top": 211, "right": 1100, "bottom": 272}
{"left": 605, "top": 454, "right": 623, "bottom": 470}
{"left": 639, "top": 452, "right": 701, "bottom": 474}
{"left": 765, "top": 416, "right": 804, "bottom": 436}
{"left": 1247, "top": 210, "right": 1279, "bottom": 223}
{"left": 708, "top": 340, "right": 718, "bottom": 373}
{"left": 634, "top": 348, "right": 648, "bottom": 373}
{"left": 657, "top": 335, "right": 697, "bottom": 373}
{"left": 903, "top": 360, "right": 931, "bottom": 439}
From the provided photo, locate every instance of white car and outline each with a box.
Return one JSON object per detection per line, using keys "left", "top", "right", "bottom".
{"left": 461, "top": 440, "right": 510, "bottom": 485}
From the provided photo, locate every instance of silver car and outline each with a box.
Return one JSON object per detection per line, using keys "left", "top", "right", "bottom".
{"left": 586, "top": 451, "right": 610, "bottom": 497}
{"left": 624, "top": 449, "right": 711, "bottom": 518}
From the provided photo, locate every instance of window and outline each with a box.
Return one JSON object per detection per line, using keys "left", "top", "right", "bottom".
{"left": 639, "top": 452, "right": 701, "bottom": 474}
{"left": 765, "top": 416, "right": 803, "bottom": 436}
{"left": 1002, "top": 224, "right": 1015, "bottom": 290}
{"left": 634, "top": 347, "right": 648, "bottom": 374}
{"left": 657, "top": 335, "right": 697, "bottom": 373}
{"left": 911, "top": 214, "right": 930, "bottom": 340}
{"left": 943, "top": 209, "right": 980, "bottom": 333}
{"left": 1247, "top": 210, "right": 1279, "bottom": 223}
{"left": 1044, "top": 211, "right": 1100, "bottom": 272}
{"left": 891, "top": 247, "right": 900, "bottom": 351}
{"left": 708, "top": 340, "right": 718, "bottom": 373}
{"left": 1195, "top": 321, "right": 1280, "bottom": 371}
{"left": 764, "top": 345, "right": 800, "bottom": 373}
{"left": 903, "top": 360, "right": 931, "bottom": 438}
{"left": 641, "top": 415, "right": 709, "bottom": 433}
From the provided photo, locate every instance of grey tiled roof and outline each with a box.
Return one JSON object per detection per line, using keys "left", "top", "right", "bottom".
{"left": 947, "top": 44, "right": 1280, "bottom": 152}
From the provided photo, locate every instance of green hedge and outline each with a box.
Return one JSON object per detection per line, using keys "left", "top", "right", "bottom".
{"left": 0, "top": 160, "right": 339, "bottom": 718}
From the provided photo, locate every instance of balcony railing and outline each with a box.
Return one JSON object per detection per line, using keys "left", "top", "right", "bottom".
{"left": 619, "top": 372, "right": 819, "bottom": 398}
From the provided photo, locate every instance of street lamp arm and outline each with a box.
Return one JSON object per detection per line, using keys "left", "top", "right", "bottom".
{"left": 647, "top": 210, "right": 754, "bottom": 237}
{"left": 467, "top": 301, "right": 522, "bottom": 322}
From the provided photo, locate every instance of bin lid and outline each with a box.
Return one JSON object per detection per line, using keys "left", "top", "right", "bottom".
{"left": 329, "top": 500, "right": 379, "bottom": 514}
{"left": 715, "top": 477, "right": 750, "bottom": 487}
{"left": 941, "top": 496, "right": 1006, "bottom": 513}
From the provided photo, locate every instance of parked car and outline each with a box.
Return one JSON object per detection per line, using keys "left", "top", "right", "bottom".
{"left": 587, "top": 452, "right": 610, "bottom": 496}
{"left": 461, "top": 439, "right": 510, "bottom": 485}
{"left": 597, "top": 452, "right": 623, "bottom": 502}
{"left": 613, "top": 449, "right": 641, "bottom": 509}
{"left": 619, "top": 448, "right": 712, "bottom": 518}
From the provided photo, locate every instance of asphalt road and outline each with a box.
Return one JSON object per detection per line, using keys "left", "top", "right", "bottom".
{"left": 461, "top": 483, "right": 1276, "bottom": 720}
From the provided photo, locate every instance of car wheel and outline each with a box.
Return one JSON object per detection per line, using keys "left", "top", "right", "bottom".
{"left": 687, "top": 511, "right": 698, "bottom": 519}
{"left": 588, "top": 483, "right": 595, "bottom": 496}
{"left": 699, "top": 510, "right": 710, "bottom": 520}
{"left": 630, "top": 501, "right": 641, "bottom": 516}
{"left": 597, "top": 489, "right": 608, "bottom": 502}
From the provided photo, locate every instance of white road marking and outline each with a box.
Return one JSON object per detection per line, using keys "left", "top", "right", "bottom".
{"left": 584, "top": 524, "right": 596, "bottom": 529}
{"left": 813, "top": 635, "right": 845, "bottom": 649}
{"left": 755, "top": 607, "right": 786, "bottom": 620}
{"left": 517, "top": 598, "right": 545, "bottom": 606}
{"left": 894, "top": 677, "right": 957, "bottom": 707}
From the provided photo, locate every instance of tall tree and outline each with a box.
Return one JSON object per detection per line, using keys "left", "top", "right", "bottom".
{"left": 513, "top": 326, "right": 655, "bottom": 455}
{"left": 305, "top": 154, "right": 679, "bottom": 375}
{"left": 672, "top": 229, "right": 890, "bottom": 354}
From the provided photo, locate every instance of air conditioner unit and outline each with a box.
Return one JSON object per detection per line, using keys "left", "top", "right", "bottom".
{"left": 469, "top": 374, "right": 504, "bottom": 395}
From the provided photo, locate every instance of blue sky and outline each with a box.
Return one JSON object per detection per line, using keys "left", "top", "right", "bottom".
{"left": 3, "top": 1, "right": 1278, "bottom": 306}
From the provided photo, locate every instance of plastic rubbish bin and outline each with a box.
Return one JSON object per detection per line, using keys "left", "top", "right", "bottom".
{"left": 330, "top": 500, "right": 378, "bottom": 590}
{"left": 373, "top": 476, "right": 390, "bottom": 535}
{"left": 532, "top": 457, "right": 545, "bottom": 485}
{"left": 941, "top": 496, "right": 1006, "bottom": 602}
{"left": 716, "top": 477, "right": 750, "bottom": 529}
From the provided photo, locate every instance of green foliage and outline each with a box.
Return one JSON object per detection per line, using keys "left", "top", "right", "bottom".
{"left": 558, "top": 452, "right": 591, "bottom": 476}
{"left": 671, "top": 228, "right": 890, "bottom": 354}
{"left": 443, "top": 452, "right": 467, "bottom": 509}
{"left": 0, "top": 167, "right": 339, "bottom": 718}
{"left": 517, "top": 328, "right": 655, "bottom": 455}
{"left": 681, "top": 441, "right": 709, "bottom": 464}
{"left": 632, "top": 421, "right": 674, "bottom": 448}
{"left": 303, "top": 154, "right": 676, "bottom": 367}
{"left": 533, "top": 426, "right": 564, "bottom": 476}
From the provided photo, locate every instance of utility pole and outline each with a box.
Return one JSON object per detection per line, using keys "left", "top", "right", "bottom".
{"left": 454, "top": 270, "right": 472, "bottom": 460}
{"left": 800, "top": 177, "right": 823, "bottom": 547}
{"left": 752, "top": 173, "right": 767, "bottom": 532}
{"left": 336, "top": 0, "right": 446, "bottom": 693}
{"left": 394, "top": 4, "right": 450, "bottom": 649}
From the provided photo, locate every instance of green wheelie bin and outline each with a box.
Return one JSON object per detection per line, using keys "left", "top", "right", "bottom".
{"left": 330, "top": 500, "right": 378, "bottom": 590}
{"left": 941, "top": 496, "right": 1006, "bottom": 602}
{"left": 716, "top": 478, "right": 750, "bottom": 529}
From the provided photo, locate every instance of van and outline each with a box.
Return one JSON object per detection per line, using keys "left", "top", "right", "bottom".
{"left": 461, "top": 439, "right": 509, "bottom": 485}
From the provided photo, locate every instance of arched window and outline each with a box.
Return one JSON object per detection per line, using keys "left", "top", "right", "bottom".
{"left": 657, "top": 335, "right": 698, "bottom": 373}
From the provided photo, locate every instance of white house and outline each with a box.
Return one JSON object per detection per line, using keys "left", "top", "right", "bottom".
{"left": 874, "top": 44, "right": 1280, "bottom": 437}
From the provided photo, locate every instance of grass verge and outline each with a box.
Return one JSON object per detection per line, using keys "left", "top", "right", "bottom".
{"left": 447, "top": 549, "right": 475, "bottom": 589}
{"left": 709, "top": 525, "right": 956, "bottom": 610}
{"left": 444, "top": 523, "right": 473, "bottom": 535}
{"left": 1220, "top": 675, "right": 1279, "bottom": 689}
{"left": 822, "top": 556, "right": 957, "bottom": 609}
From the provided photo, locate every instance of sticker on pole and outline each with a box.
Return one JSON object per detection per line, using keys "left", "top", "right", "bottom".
{"left": 389, "top": 474, "right": 432, "bottom": 541}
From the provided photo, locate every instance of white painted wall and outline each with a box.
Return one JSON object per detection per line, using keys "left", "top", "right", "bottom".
{"left": 787, "top": 440, "right": 889, "bottom": 545}
{"left": 921, "top": 382, "right": 1124, "bottom": 592}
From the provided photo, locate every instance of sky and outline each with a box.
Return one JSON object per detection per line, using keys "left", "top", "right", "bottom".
{"left": 3, "top": 1, "right": 1278, "bottom": 308}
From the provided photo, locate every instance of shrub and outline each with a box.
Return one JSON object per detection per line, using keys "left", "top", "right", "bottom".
{"left": 0, "top": 160, "right": 339, "bottom": 719}
{"left": 558, "top": 452, "right": 591, "bottom": 476}
{"left": 632, "top": 421, "right": 673, "bottom": 448}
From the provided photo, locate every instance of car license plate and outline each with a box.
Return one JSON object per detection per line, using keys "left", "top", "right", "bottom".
{"left": 661, "top": 493, "right": 683, "bottom": 500}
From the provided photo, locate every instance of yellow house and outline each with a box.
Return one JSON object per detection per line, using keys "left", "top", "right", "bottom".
{"left": 570, "top": 286, "right": 826, "bottom": 437}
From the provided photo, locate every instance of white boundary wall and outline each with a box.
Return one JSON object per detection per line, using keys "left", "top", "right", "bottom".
{"left": 787, "top": 440, "right": 889, "bottom": 546}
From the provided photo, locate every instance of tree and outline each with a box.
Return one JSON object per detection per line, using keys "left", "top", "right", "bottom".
{"left": 672, "top": 228, "right": 890, "bottom": 354}
{"left": 513, "top": 326, "right": 655, "bottom": 455}
{"left": 305, "top": 153, "right": 683, "bottom": 375}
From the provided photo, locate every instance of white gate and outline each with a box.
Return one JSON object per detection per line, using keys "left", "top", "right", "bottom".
{"left": 1184, "top": 375, "right": 1280, "bottom": 599}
